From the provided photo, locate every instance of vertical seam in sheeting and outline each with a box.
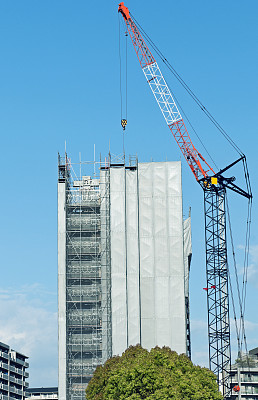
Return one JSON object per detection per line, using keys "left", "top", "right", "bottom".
{"left": 124, "top": 166, "right": 129, "bottom": 348}
{"left": 165, "top": 162, "right": 172, "bottom": 348}
{"left": 151, "top": 162, "right": 157, "bottom": 346}
{"left": 136, "top": 160, "right": 142, "bottom": 345}
{"left": 181, "top": 161, "right": 188, "bottom": 355}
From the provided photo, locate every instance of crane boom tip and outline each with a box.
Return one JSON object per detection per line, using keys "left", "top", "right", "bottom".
{"left": 118, "top": 2, "right": 130, "bottom": 20}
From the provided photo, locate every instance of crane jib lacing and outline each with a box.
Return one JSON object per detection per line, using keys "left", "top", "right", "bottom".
{"left": 118, "top": 3, "right": 253, "bottom": 398}
{"left": 130, "top": 12, "right": 243, "bottom": 158}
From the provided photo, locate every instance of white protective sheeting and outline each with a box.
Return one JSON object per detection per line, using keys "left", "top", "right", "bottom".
{"left": 125, "top": 170, "right": 141, "bottom": 346}
{"left": 109, "top": 168, "right": 128, "bottom": 355}
{"left": 108, "top": 161, "right": 189, "bottom": 356}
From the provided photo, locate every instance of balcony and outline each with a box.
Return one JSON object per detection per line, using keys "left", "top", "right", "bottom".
{"left": 16, "top": 378, "right": 23, "bottom": 386}
{"left": 0, "top": 384, "right": 9, "bottom": 392}
{"left": 9, "top": 385, "right": 23, "bottom": 395}
{"left": 10, "top": 357, "right": 25, "bottom": 367}
{"left": 13, "top": 367, "right": 23, "bottom": 375}
{"left": 8, "top": 375, "right": 22, "bottom": 386}
{"left": 0, "top": 372, "right": 8, "bottom": 381}
{"left": 0, "top": 352, "right": 8, "bottom": 360}
{"left": 0, "top": 362, "right": 9, "bottom": 370}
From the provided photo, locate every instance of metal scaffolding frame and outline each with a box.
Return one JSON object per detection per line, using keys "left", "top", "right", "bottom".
{"left": 58, "top": 154, "right": 112, "bottom": 400}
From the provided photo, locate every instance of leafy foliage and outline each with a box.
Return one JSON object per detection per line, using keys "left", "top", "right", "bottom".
{"left": 86, "top": 345, "right": 222, "bottom": 400}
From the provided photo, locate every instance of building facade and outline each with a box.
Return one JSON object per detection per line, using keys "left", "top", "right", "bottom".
{"left": 26, "top": 387, "right": 58, "bottom": 400}
{"left": 230, "top": 348, "right": 258, "bottom": 399}
{"left": 58, "top": 154, "right": 192, "bottom": 400}
{"left": 0, "top": 341, "right": 29, "bottom": 400}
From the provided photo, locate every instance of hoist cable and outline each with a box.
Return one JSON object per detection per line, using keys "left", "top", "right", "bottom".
{"left": 225, "top": 194, "right": 245, "bottom": 356}
{"left": 240, "top": 199, "right": 252, "bottom": 351}
{"left": 243, "top": 156, "right": 252, "bottom": 198}
{"left": 241, "top": 199, "right": 252, "bottom": 311}
{"left": 228, "top": 269, "right": 241, "bottom": 357}
{"left": 226, "top": 191, "right": 252, "bottom": 365}
{"left": 131, "top": 13, "right": 243, "bottom": 157}
{"left": 125, "top": 31, "right": 128, "bottom": 120}
{"left": 240, "top": 159, "right": 252, "bottom": 339}
{"left": 118, "top": 14, "right": 123, "bottom": 120}
{"left": 226, "top": 194, "right": 253, "bottom": 379}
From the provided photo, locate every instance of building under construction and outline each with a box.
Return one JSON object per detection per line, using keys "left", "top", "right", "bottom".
{"left": 58, "top": 153, "right": 192, "bottom": 400}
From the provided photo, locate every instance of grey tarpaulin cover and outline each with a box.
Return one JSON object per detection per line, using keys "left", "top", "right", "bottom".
{"left": 101, "top": 161, "right": 191, "bottom": 356}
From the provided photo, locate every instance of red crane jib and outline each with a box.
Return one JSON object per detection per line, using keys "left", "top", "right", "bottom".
{"left": 118, "top": 2, "right": 215, "bottom": 182}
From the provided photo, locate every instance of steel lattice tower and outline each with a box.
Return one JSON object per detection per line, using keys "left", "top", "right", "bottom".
{"left": 204, "top": 185, "right": 230, "bottom": 397}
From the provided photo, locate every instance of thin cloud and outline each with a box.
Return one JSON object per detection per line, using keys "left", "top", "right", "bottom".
{"left": 235, "top": 244, "right": 258, "bottom": 288}
{"left": 191, "top": 316, "right": 258, "bottom": 368}
{"left": 0, "top": 285, "right": 57, "bottom": 387}
{"left": 190, "top": 319, "right": 207, "bottom": 332}
{"left": 191, "top": 351, "right": 209, "bottom": 367}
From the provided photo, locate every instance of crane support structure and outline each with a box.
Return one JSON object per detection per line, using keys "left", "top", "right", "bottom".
{"left": 119, "top": 2, "right": 252, "bottom": 398}
{"left": 204, "top": 184, "right": 230, "bottom": 395}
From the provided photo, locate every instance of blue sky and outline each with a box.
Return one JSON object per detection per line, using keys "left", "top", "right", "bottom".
{"left": 0, "top": 0, "right": 257, "bottom": 387}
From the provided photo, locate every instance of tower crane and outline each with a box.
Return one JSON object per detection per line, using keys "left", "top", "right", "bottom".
{"left": 118, "top": 2, "right": 252, "bottom": 398}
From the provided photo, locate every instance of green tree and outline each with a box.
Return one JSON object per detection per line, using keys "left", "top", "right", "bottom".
{"left": 86, "top": 345, "right": 222, "bottom": 400}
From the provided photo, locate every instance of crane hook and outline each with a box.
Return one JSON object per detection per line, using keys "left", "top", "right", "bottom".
{"left": 121, "top": 119, "right": 127, "bottom": 130}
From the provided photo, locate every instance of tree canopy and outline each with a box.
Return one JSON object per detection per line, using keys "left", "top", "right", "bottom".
{"left": 86, "top": 345, "right": 223, "bottom": 400}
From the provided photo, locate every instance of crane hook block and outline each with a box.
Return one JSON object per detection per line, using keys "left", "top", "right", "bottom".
{"left": 121, "top": 119, "right": 127, "bottom": 130}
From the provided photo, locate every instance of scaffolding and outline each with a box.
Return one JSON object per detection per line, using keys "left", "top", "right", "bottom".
{"left": 58, "top": 153, "right": 191, "bottom": 400}
{"left": 58, "top": 154, "right": 112, "bottom": 400}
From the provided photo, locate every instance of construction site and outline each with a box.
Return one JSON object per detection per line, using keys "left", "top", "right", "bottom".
{"left": 57, "top": 3, "right": 254, "bottom": 400}
{"left": 58, "top": 154, "right": 192, "bottom": 400}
